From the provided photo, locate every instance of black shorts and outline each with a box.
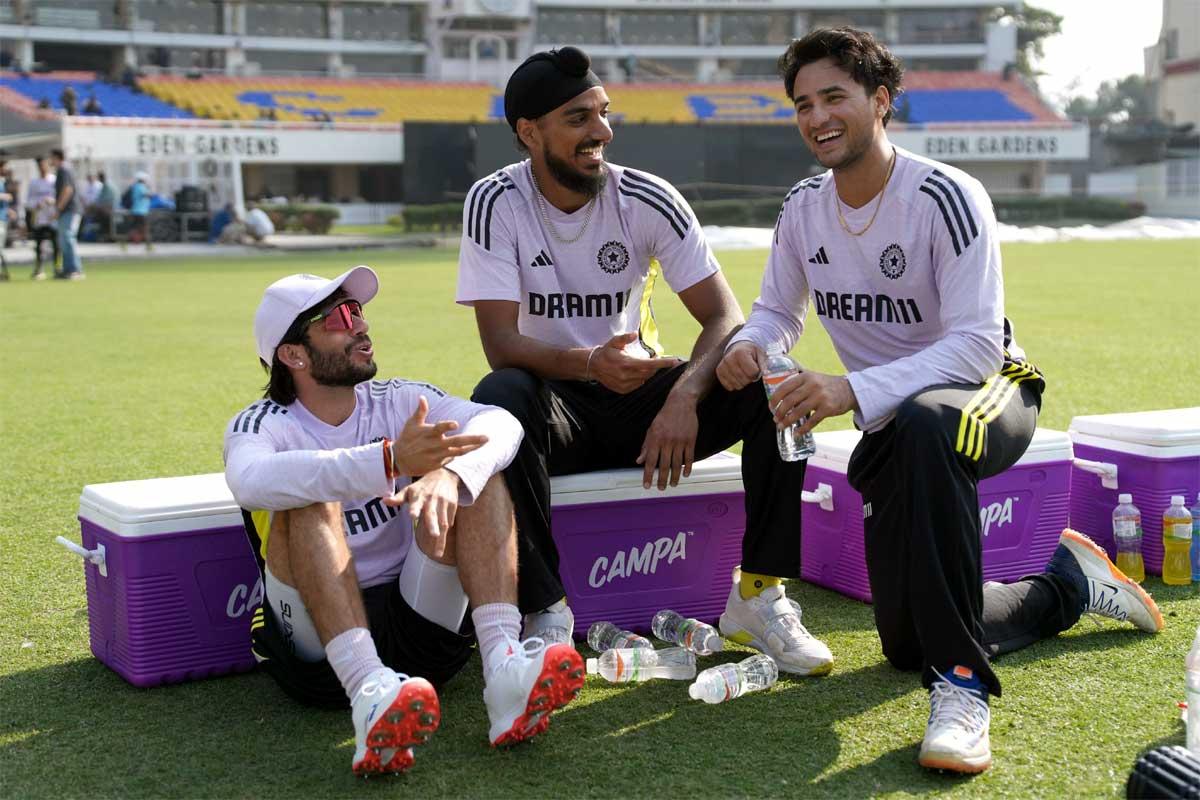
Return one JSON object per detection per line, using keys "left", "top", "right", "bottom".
{"left": 251, "top": 579, "right": 476, "bottom": 709}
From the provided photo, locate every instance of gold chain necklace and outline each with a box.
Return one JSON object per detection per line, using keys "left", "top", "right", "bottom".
{"left": 835, "top": 148, "right": 897, "bottom": 237}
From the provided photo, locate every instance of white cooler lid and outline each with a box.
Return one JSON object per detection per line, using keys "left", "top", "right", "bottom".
{"left": 79, "top": 473, "right": 244, "bottom": 537}
{"left": 550, "top": 450, "right": 743, "bottom": 506}
{"left": 808, "top": 427, "right": 1072, "bottom": 470}
{"left": 1070, "top": 408, "right": 1200, "bottom": 455}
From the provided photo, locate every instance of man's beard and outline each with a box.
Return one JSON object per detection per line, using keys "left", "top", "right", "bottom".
{"left": 813, "top": 125, "right": 875, "bottom": 172}
{"left": 544, "top": 144, "right": 608, "bottom": 198}
{"left": 307, "top": 338, "right": 377, "bottom": 387}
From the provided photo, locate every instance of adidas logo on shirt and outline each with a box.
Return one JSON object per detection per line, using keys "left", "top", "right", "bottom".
{"left": 530, "top": 249, "right": 554, "bottom": 268}
{"left": 808, "top": 246, "right": 829, "bottom": 265}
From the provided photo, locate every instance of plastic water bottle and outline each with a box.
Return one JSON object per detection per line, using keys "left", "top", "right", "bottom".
{"left": 762, "top": 343, "right": 816, "bottom": 461}
{"left": 651, "top": 609, "right": 724, "bottom": 655}
{"left": 586, "top": 621, "right": 652, "bottom": 653}
{"left": 1163, "top": 496, "right": 1194, "bottom": 586}
{"left": 1113, "top": 493, "right": 1145, "bottom": 584}
{"left": 585, "top": 646, "right": 696, "bottom": 682}
{"left": 688, "top": 654, "right": 779, "bottom": 704}
{"left": 1187, "top": 627, "right": 1200, "bottom": 756}
{"left": 1191, "top": 494, "right": 1200, "bottom": 582}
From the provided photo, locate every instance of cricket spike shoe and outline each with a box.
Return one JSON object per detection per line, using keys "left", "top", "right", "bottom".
{"left": 350, "top": 669, "right": 440, "bottom": 777}
{"left": 485, "top": 637, "right": 586, "bottom": 747}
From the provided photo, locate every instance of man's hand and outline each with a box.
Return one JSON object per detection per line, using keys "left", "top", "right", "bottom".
{"left": 383, "top": 468, "right": 460, "bottom": 558}
{"left": 589, "top": 332, "right": 684, "bottom": 394}
{"left": 716, "top": 341, "right": 766, "bottom": 391}
{"left": 768, "top": 370, "right": 858, "bottom": 435}
{"left": 393, "top": 396, "right": 488, "bottom": 476}
{"left": 637, "top": 392, "right": 699, "bottom": 490}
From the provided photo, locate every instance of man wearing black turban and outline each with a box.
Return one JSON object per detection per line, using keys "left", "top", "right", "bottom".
{"left": 456, "top": 47, "right": 835, "bottom": 679}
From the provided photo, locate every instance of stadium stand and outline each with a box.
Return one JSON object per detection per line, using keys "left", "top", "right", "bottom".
{"left": 137, "top": 71, "right": 1060, "bottom": 126}
{"left": 0, "top": 72, "right": 194, "bottom": 119}
{"left": 141, "top": 76, "right": 494, "bottom": 123}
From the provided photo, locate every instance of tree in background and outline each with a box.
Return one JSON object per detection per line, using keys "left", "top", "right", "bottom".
{"left": 995, "top": 3, "right": 1064, "bottom": 81}
{"left": 1064, "top": 75, "right": 1155, "bottom": 125}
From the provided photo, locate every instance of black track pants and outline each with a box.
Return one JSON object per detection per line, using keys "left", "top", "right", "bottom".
{"left": 472, "top": 363, "right": 806, "bottom": 614}
{"left": 846, "top": 364, "right": 1078, "bottom": 697}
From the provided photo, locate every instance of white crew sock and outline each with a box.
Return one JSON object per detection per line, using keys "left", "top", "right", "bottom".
{"left": 325, "top": 627, "right": 385, "bottom": 701}
{"left": 471, "top": 603, "right": 523, "bottom": 681}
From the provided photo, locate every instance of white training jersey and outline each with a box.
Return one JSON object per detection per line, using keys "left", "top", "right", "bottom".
{"left": 730, "top": 147, "right": 1012, "bottom": 433}
{"left": 26, "top": 175, "right": 56, "bottom": 227}
{"left": 455, "top": 159, "right": 719, "bottom": 354}
{"left": 222, "top": 379, "right": 522, "bottom": 588}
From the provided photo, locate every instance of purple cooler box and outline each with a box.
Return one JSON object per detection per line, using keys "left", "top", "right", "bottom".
{"left": 548, "top": 452, "right": 747, "bottom": 637}
{"left": 801, "top": 428, "right": 1073, "bottom": 603}
{"left": 1068, "top": 408, "right": 1200, "bottom": 575}
{"left": 72, "top": 474, "right": 261, "bottom": 687}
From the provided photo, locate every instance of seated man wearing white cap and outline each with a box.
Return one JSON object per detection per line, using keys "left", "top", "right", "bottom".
{"left": 223, "top": 266, "right": 585, "bottom": 777}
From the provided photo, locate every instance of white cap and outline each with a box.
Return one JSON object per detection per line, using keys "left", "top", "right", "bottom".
{"left": 585, "top": 658, "right": 598, "bottom": 675}
{"left": 687, "top": 682, "right": 702, "bottom": 700}
{"left": 1172, "top": 495, "right": 1186, "bottom": 505}
{"left": 253, "top": 266, "right": 379, "bottom": 365}
{"left": 134, "top": 170, "right": 149, "bottom": 182}
{"left": 1118, "top": 493, "right": 1132, "bottom": 504}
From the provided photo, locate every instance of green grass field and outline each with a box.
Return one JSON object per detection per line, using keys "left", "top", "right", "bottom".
{"left": 1, "top": 239, "right": 1198, "bottom": 799}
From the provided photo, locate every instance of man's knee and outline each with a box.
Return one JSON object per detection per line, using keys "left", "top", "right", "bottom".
{"left": 289, "top": 501, "right": 343, "bottom": 531}
{"left": 893, "top": 393, "right": 955, "bottom": 447}
{"left": 471, "top": 368, "right": 541, "bottom": 416}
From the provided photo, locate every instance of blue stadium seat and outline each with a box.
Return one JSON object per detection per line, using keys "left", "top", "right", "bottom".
{"left": 901, "top": 89, "right": 1032, "bottom": 124}
{"left": 0, "top": 75, "right": 193, "bottom": 119}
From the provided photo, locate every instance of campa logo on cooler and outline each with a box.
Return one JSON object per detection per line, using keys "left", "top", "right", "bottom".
{"left": 588, "top": 531, "right": 691, "bottom": 588}
{"left": 226, "top": 576, "right": 264, "bottom": 619}
{"left": 979, "top": 496, "right": 1019, "bottom": 538}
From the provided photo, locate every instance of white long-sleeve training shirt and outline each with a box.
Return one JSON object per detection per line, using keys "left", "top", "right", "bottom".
{"left": 730, "top": 147, "right": 1012, "bottom": 432}
{"left": 223, "top": 378, "right": 523, "bottom": 588}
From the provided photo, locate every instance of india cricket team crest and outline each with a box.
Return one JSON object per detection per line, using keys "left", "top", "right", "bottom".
{"left": 597, "top": 241, "right": 630, "bottom": 274}
{"left": 879, "top": 243, "right": 906, "bottom": 279}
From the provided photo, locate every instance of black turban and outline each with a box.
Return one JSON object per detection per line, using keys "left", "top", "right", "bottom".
{"left": 503, "top": 46, "right": 602, "bottom": 132}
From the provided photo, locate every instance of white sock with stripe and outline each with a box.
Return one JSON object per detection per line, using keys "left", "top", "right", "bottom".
{"left": 472, "top": 603, "right": 522, "bottom": 681}
{"left": 325, "top": 627, "right": 385, "bottom": 701}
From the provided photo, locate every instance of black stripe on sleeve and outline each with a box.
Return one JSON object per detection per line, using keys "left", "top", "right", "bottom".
{"left": 232, "top": 403, "right": 256, "bottom": 433}
{"left": 250, "top": 402, "right": 272, "bottom": 434}
{"left": 919, "top": 185, "right": 963, "bottom": 256}
{"left": 239, "top": 402, "right": 264, "bottom": 433}
{"left": 623, "top": 171, "right": 690, "bottom": 231}
{"left": 924, "top": 175, "right": 972, "bottom": 249}
{"left": 481, "top": 182, "right": 511, "bottom": 251}
{"left": 618, "top": 185, "right": 686, "bottom": 240}
{"left": 472, "top": 181, "right": 503, "bottom": 247}
{"left": 932, "top": 169, "right": 979, "bottom": 238}
{"left": 465, "top": 182, "right": 488, "bottom": 243}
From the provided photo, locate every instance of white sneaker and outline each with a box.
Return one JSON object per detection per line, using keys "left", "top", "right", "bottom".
{"left": 1052, "top": 529, "right": 1164, "bottom": 633}
{"left": 484, "top": 637, "right": 585, "bottom": 747}
{"left": 918, "top": 666, "right": 992, "bottom": 774}
{"left": 349, "top": 669, "right": 440, "bottom": 777}
{"left": 522, "top": 599, "right": 576, "bottom": 648}
{"left": 718, "top": 578, "right": 833, "bottom": 676}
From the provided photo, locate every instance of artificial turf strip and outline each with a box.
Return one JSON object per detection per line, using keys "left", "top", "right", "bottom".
{"left": 1, "top": 238, "right": 1197, "bottom": 798}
